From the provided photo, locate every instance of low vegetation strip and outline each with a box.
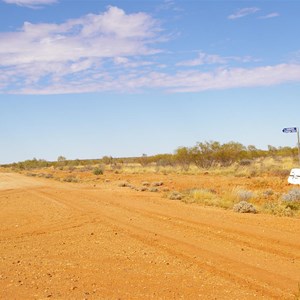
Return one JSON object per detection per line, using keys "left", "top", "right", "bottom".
{"left": 1, "top": 140, "right": 300, "bottom": 218}
{"left": 1, "top": 140, "right": 299, "bottom": 172}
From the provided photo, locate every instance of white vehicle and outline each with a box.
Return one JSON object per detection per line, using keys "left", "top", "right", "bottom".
{"left": 288, "top": 168, "right": 300, "bottom": 185}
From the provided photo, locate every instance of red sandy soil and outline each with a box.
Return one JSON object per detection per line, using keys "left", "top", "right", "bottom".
{"left": 0, "top": 172, "right": 299, "bottom": 299}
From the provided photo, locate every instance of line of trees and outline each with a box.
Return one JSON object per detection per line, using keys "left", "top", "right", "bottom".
{"left": 134, "top": 141, "right": 298, "bottom": 170}
{"left": 2, "top": 141, "right": 298, "bottom": 171}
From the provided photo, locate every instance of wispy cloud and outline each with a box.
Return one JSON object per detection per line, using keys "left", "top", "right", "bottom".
{"left": 177, "top": 51, "right": 258, "bottom": 67}
{"left": 3, "top": 0, "right": 57, "bottom": 8}
{"left": 7, "top": 63, "right": 300, "bottom": 95}
{"left": 259, "top": 12, "right": 280, "bottom": 19}
{"left": 176, "top": 52, "right": 227, "bottom": 67}
{"left": 228, "top": 7, "right": 260, "bottom": 20}
{"left": 157, "top": 0, "right": 182, "bottom": 12}
{"left": 162, "top": 64, "right": 300, "bottom": 93}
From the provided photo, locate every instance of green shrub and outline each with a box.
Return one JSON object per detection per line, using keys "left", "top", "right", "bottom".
{"left": 239, "top": 159, "right": 252, "bottom": 166}
{"left": 263, "top": 202, "right": 294, "bottom": 217}
{"left": 93, "top": 167, "right": 104, "bottom": 175}
{"left": 63, "top": 176, "right": 78, "bottom": 183}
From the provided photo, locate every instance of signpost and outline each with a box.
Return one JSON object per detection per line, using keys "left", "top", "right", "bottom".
{"left": 282, "top": 127, "right": 300, "bottom": 165}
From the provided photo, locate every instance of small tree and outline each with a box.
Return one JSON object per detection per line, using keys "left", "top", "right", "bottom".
{"left": 138, "top": 154, "right": 149, "bottom": 167}
{"left": 57, "top": 156, "right": 67, "bottom": 168}
{"left": 174, "top": 147, "right": 191, "bottom": 170}
{"left": 102, "top": 156, "right": 114, "bottom": 165}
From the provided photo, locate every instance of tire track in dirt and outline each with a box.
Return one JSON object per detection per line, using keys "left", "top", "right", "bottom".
{"left": 35, "top": 187, "right": 300, "bottom": 258}
{"left": 1, "top": 174, "right": 299, "bottom": 299}
{"left": 2, "top": 185, "right": 300, "bottom": 259}
{"left": 96, "top": 214, "right": 293, "bottom": 299}
{"left": 0, "top": 188, "right": 96, "bottom": 241}
{"left": 93, "top": 203, "right": 299, "bottom": 299}
{"left": 95, "top": 193, "right": 300, "bottom": 259}
{"left": 29, "top": 186, "right": 300, "bottom": 299}
{"left": 40, "top": 186, "right": 299, "bottom": 261}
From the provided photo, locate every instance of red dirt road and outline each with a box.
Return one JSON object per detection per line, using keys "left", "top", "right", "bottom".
{"left": 0, "top": 172, "right": 299, "bottom": 299}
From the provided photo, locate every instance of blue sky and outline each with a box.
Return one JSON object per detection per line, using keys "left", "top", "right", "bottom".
{"left": 1, "top": 0, "right": 300, "bottom": 164}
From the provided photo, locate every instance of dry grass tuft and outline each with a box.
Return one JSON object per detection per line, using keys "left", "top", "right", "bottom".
{"left": 233, "top": 201, "right": 257, "bottom": 213}
{"left": 186, "top": 189, "right": 232, "bottom": 209}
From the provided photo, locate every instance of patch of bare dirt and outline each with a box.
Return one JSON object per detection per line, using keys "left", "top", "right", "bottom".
{"left": 0, "top": 172, "right": 299, "bottom": 299}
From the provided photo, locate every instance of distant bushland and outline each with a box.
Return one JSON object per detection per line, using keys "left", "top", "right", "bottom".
{"left": 1, "top": 141, "right": 298, "bottom": 171}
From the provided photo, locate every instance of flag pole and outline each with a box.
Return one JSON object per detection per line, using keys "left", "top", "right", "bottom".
{"left": 282, "top": 127, "right": 300, "bottom": 165}
{"left": 297, "top": 128, "right": 300, "bottom": 166}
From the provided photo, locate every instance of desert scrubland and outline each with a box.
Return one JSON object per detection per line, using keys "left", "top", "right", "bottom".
{"left": 0, "top": 159, "right": 300, "bottom": 299}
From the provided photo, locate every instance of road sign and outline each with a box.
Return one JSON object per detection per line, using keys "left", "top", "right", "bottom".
{"left": 282, "top": 127, "right": 298, "bottom": 133}
{"left": 282, "top": 127, "right": 300, "bottom": 165}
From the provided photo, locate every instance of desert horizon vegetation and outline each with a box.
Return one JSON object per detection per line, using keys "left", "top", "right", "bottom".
{"left": 2, "top": 140, "right": 300, "bottom": 170}
{"left": 1, "top": 140, "right": 300, "bottom": 218}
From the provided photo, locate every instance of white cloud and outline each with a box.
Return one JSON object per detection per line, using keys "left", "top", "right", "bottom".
{"left": 259, "top": 13, "right": 280, "bottom": 19}
{"left": 0, "top": 6, "right": 162, "bottom": 92}
{"left": 114, "top": 57, "right": 130, "bottom": 65}
{"left": 3, "top": 0, "right": 57, "bottom": 8}
{"left": 228, "top": 7, "right": 260, "bottom": 20}
{"left": 0, "top": 6, "right": 160, "bottom": 67}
